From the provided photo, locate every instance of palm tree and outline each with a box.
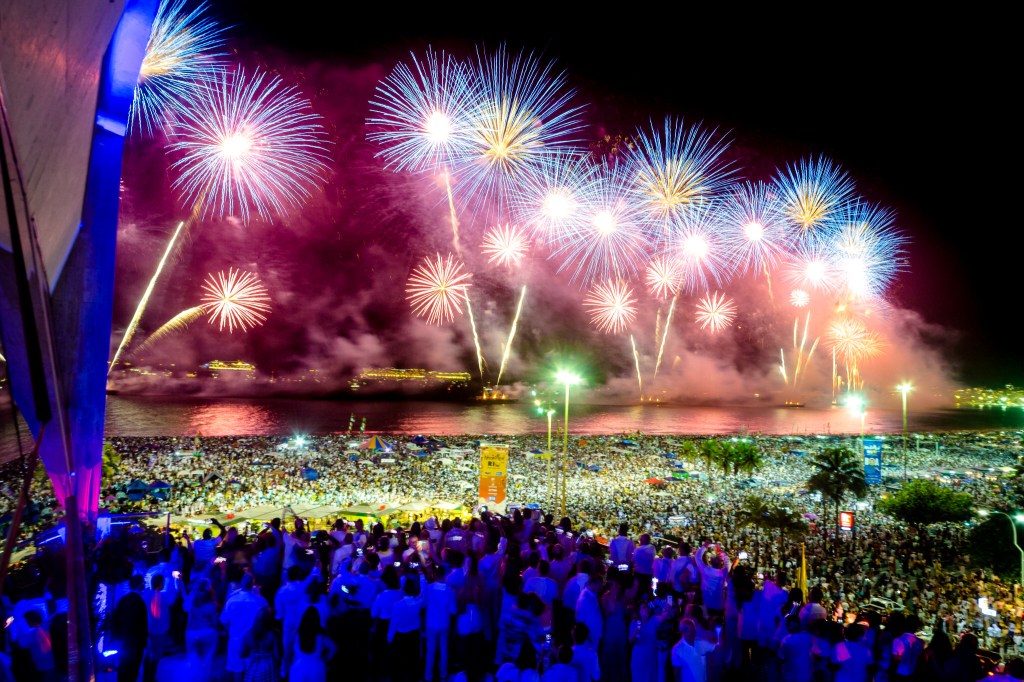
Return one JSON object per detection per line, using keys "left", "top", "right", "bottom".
{"left": 765, "top": 505, "right": 807, "bottom": 568}
{"left": 735, "top": 495, "right": 772, "bottom": 569}
{"left": 730, "top": 441, "right": 763, "bottom": 477}
{"left": 806, "top": 447, "right": 867, "bottom": 550}
{"left": 678, "top": 440, "right": 699, "bottom": 466}
{"left": 102, "top": 442, "right": 121, "bottom": 482}
{"left": 698, "top": 438, "right": 721, "bottom": 475}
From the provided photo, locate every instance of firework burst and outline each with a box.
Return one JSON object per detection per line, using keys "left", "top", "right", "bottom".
{"left": 481, "top": 224, "right": 530, "bottom": 268}
{"left": 783, "top": 241, "right": 837, "bottom": 293}
{"left": 406, "top": 253, "right": 473, "bottom": 325}
{"left": 130, "top": 0, "right": 227, "bottom": 135}
{"left": 827, "top": 318, "right": 882, "bottom": 364}
{"left": 790, "top": 289, "right": 810, "bottom": 308}
{"left": 167, "top": 67, "right": 331, "bottom": 223}
{"left": 721, "top": 181, "right": 792, "bottom": 275}
{"left": 695, "top": 291, "right": 737, "bottom": 333}
{"left": 626, "top": 117, "right": 736, "bottom": 233}
{"left": 366, "top": 47, "right": 476, "bottom": 173}
{"left": 510, "top": 151, "right": 598, "bottom": 245}
{"left": 583, "top": 280, "right": 637, "bottom": 333}
{"left": 830, "top": 201, "right": 908, "bottom": 300}
{"left": 550, "top": 162, "right": 650, "bottom": 285}
{"left": 456, "top": 45, "right": 586, "bottom": 211}
{"left": 773, "top": 155, "right": 855, "bottom": 246}
{"left": 200, "top": 268, "right": 272, "bottom": 333}
{"left": 645, "top": 256, "right": 683, "bottom": 300}
{"left": 662, "top": 206, "right": 733, "bottom": 294}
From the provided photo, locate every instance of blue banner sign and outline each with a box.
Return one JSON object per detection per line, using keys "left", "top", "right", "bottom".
{"left": 863, "top": 439, "right": 883, "bottom": 484}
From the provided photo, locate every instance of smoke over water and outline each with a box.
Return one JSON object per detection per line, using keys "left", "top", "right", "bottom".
{"left": 109, "top": 52, "right": 961, "bottom": 413}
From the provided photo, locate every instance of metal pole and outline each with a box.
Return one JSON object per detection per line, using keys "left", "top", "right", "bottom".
{"left": 547, "top": 411, "right": 553, "bottom": 511}
{"left": 902, "top": 390, "right": 909, "bottom": 482}
{"left": 561, "top": 382, "right": 570, "bottom": 519}
{"left": 996, "top": 512, "right": 1024, "bottom": 588}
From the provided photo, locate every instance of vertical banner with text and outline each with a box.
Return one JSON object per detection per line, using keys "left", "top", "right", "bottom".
{"left": 863, "top": 438, "right": 883, "bottom": 485}
{"left": 479, "top": 443, "right": 509, "bottom": 512}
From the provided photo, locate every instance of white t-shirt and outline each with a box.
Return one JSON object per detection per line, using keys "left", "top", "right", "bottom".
{"left": 830, "top": 640, "right": 873, "bottom": 682}
{"left": 671, "top": 636, "right": 715, "bottom": 682}
{"left": 496, "top": 662, "right": 541, "bottom": 682}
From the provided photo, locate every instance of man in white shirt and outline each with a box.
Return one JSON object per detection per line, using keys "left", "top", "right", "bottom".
{"left": 695, "top": 542, "right": 729, "bottom": 613}
{"left": 219, "top": 574, "right": 269, "bottom": 676}
{"left": 424, "top": 568, "right": 457, "bottom": 682}
{"left": 672, "top": 618, "right": 717, "bottom": 682}
{"left": 524, "top": 560, "right": 559, "bottom": 607}
{"left": 608, "top": 524, "right": 635, "bottom": 567}
{"left": 571, "top": 622, "right": 601, "bottom": 682}
{"left": 633, "top": 534, "right": 656, "bottom": 591}
{"left": 574, "top": 575, "right": 604, "bottom": 651}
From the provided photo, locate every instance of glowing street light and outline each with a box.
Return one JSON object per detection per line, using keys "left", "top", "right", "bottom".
{"left": 555, "top": 370, "right": 581, "bottom": 518}
{"left": 977, "top": 509, "right": 1024, "bottom": 587}
{"left": 897, "top": 382, "right": 913, "bottom": 482}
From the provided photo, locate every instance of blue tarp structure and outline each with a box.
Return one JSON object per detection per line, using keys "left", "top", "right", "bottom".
{"left": 413, "top": 451, "right": 429, "bottom": 457}
{"left": 530, "top": 449, "right": 544, "bottom": 454}
{"left": 149, "top": 480, "right": 171, "bottom": 489}
{"left": 359, "top": 436, "right": 394, "bottom": 452}
{"left": 661, "top": 452, "right": 676, "bottom": 459}
{"left": 302, "top": 467, "right": 319, "bottom": 481}
{"left": 349, "top": 454, "right": 359, "bottom": 461}
{"left": 411, "top": 435, "right": 430, "bottom": 444}
{"left": 587, "top": 465, "right": 601, "bottom": 472}
{"left": 790, "top": 450, "right": 807, "bottom": 457}
{"left": 620, "top": 440, "right": 638, "bottom": 446}
{"left": 126, "top": 479, "right": 148, "bottom": 492}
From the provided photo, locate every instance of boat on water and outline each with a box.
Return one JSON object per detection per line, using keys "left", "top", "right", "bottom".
{"left": 782, "top": 400, "right": 805, "bottom": 408}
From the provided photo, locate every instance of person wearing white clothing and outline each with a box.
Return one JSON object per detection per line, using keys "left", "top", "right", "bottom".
{"left": 425, "top": 570, "right": 457, "bottom": 682}
{"left": 608, "top": 524, "right": 635, "bottom": 566}
{"left": 574, "top": 576, "right": 604, "bottom": 651}
{"left": 219, "top": 574, "right": 270, "bottom": 675}
{"left": 695, "top": 542, "right": 729, "bottom": 612}
{"left": 672, "top": 619, "right": 717, "bottom": 682}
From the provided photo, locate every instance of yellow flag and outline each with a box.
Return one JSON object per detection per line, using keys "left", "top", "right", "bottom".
{"left": 799, "top": 542, "right": 808, "bottom": 595}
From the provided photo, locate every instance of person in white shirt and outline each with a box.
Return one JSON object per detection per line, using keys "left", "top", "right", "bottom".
{"left": 830, "top": 622, "right": 874, "bottom": 682}
{"left": 608, "top": 524, "right": 635, "bottom": 567}
{"left": 424, "top": 567, "right": 458, "bottom": 682}
{"left": 575, "top": 575, "right": 604, "bottom": 651}
{"left": 570, "top": 622, "right": 601, "bottom": 682}
{"left": 524, "top": 561, "right": 559, "bottom": 608}
{"left": 991, "top": 657, "right": 1024, "bottom": 682}
{"left": 633, "top": 534, "right": 656, "bottom": 589}
{"left": 672, "top": 618, "right": 717, "bottom": 682}
{"left": 695, "top": 542, "right": 729, "bottom": 613}
{"left": 219, "top": 574, "right": 270, "bottom": 676}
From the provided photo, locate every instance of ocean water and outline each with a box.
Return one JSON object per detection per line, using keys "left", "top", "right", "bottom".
{"left": 101, "top": 395, "right": 1024, "bottom": 437}
{"left": 2, "top": 393, "right": 1023, "bottom": 462}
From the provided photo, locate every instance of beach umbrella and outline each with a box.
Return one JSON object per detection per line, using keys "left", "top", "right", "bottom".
{"left": 149, "top": 480, "right": 171, "bottom": 489}
{"left": 661, "top": 452, "right": 676, "bottom": 459}
{"left": 150, "top": 490, "right": 168, "bottom": 501}
{"left": 803, "top": 513, "right": 819, "bottom": 520}
{"left": 358, "top": 436, "right": 394, "bottom": 452}
{"left": 115, "top": 491, "right": 127, "bottom": 499}
{"left": 126, "top": 479, "right": 148, "bottom": 492}
{"left": 302, "top": 468, "right": 319, "bottom": 481}
{"left": 530, "top": 449, "right": 544, "bottom": 454}
{"left": 227, "top": 479, "right": 242, "bottom": 487}
{"left": 349, "top": 454, "right": 359, "bottom": 461}
{"left": 128, "top": 492, "right": 145, "bottom": 502}
{"left": 412, "top": 435, "right": 430, "bottom": 445}
{"left": 644, "top": 477, "right": 666, "bottom": 485}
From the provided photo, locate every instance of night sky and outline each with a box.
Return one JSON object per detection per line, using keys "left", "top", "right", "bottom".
{"left": 112, "top": 4, "right": 1020, "bottom": 399}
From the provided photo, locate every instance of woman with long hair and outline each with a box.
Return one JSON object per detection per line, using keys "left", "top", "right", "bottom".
{"left": 288, "top": 606, "right": 336, "bottom": 682}
{"left": 240, "top": 607, "right": 279, "bottom": 682}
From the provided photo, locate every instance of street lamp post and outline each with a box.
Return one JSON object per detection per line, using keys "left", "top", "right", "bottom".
{"left": 897, "top": 383, "right": 912, "bottom": 482}
{"left": 556, "top": 370, "right": 581, "bottom": 519}
{"left": 978, "top": 510, "right": 1024, "bottom": 587}
{"left": 546, "top": 409, "right": 555, "bottom": 510}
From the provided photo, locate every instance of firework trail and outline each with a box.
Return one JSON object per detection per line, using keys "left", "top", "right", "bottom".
{"left": 827, "top": 317, "right": 882, "bottom": 393}
{"left": 132, "top": 305, "right": 205, "bottom": 355}
{"left": 168, "top": 67, "right": 331, "bottom": 224}
{"left": 108, "top": 220, "right": 186, "bottom": 375}
{"left": 130, "top": 0, "right": 227, "bottom": 135}
{"left": 406, "top": 253, "right": 472, "bottom": 325}
{"left": 465, "top": 291, "right": 485, "bottom": 383}
{"left": 653, "top": 295, "right": 677, "bottom": 379}
{"left": 630, "top": 334, "right": 643, "bottom": 396}
{"left": 444, "top": 172, "right": 463, "bottom": 255}
{"left": 779, "top": 311, "right": 820, "bottom": 390}
{"left": 200, "top": 268, "right": 272, "bottom": 332}
{"left": 495, "top": 285, "right": 527, "bottom": 386}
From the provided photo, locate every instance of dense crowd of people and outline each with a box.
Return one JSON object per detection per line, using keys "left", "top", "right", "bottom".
{"left": 1, "top": 428, "right": 1023, "bottom": 681}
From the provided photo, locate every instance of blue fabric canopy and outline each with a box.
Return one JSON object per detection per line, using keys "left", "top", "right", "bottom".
{"left": 302, "top": 467, "right": 319, "bottom": 481}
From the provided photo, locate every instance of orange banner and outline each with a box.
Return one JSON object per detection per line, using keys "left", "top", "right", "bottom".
{"left": 479, "top": 443, "right": 509, "bottom": 510}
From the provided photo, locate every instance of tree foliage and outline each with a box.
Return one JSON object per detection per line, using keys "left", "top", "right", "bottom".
{"left": 806, "top": 447, "right": 867, "bottom": 544}
{"left": 876, "top": 479, "right": 974, "bottom": 526}
{"left": 968, "top": 516, "right": 1023, "bottom": 583}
